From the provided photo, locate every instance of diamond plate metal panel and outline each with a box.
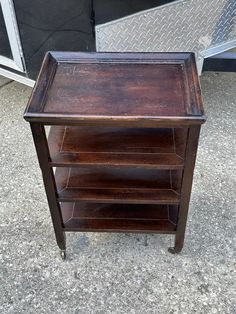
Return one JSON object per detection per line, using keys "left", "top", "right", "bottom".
{"left": 96, "top": 0, "right": 236, "bottom": 64}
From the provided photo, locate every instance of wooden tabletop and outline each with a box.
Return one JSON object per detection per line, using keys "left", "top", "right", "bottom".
{"left": 24, "top": 52, "right": 205, "bottom": 126}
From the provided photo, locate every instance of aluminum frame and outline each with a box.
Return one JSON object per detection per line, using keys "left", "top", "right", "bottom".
{"left": 0, "top": 0, "right": 25, "bottom": 72}
{"left": 0, "top": 67, "right": 35, "bottom": 86}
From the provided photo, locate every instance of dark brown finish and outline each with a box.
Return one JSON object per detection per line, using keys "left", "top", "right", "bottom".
{"left": 61, "top": 203, "right": 178, "bottom": 233}
{"left": 171, "top": 125, "right": 201, "bottom": 253}
{"left": 30, "top": 124, "right": 65, "bottom": 251}
{"left": 24, "top": 52, "right": 205, "bottom": 126}
{"left": 48, "top": 126, "right": 186, "bottom": 169}
{"left": 24, "top": 52, "right": 205, "bottom": 256}
{"left": 58, "top": 188, "right": 180, "bottom": 205}
{"left": 45, "top": 63, "right": 186, "bottom": 116}
{"left": 55, "top": 167, "right": 181, "bottom": 204}
{"left": 56, "top": 167, "right": 182, "bottom": 190}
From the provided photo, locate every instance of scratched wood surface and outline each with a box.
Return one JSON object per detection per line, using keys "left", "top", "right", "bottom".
{"left": 45, "top": 63, "right": 186, "bottom": 116}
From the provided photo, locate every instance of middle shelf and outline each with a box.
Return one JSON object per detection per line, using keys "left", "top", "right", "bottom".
{"left": 55, "top": 167, "right": 182, "bottom": 204}
{"left": 48, "top": 126, "right": 187, "bottom": 169}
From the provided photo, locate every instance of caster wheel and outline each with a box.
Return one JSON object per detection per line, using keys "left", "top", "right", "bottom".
{"left": 60, "top": 250, "right": 66, "bottom": 261}
{"left": 168, "top": 247, "right": 181, "bottom": 254}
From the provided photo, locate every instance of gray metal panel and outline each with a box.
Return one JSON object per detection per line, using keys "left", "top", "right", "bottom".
{"left": 96, "top": 0, "right": 236, "bottom": 65}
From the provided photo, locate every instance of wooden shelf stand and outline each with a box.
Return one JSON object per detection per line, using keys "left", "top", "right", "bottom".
{"left": 24, "top": 52, "right": 205, "bottom": 258}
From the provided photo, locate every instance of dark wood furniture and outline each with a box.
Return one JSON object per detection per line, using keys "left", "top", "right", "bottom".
{"left": 24, "top": 52, "right": 205, "bottom": 259}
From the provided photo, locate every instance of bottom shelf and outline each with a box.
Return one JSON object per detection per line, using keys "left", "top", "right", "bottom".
{"left": 61, "top": 202, "right": 178, "bottom": 233}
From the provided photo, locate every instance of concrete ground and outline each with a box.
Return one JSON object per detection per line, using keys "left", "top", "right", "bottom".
{"left": 0, "top": 71, "right": 235, "bottom": 314}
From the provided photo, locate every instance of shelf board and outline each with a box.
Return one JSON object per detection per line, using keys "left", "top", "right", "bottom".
{"left": 56, "top": 167, "right": 181, "bottom": 204}
{"left": 58, "top": 188, "right": 179, "bottom": 204}
{"left": 48, "top": 126, "right": 185, "bottom": 169}
{"left": 61, "top": 202, "right": 178, "bottom": 233}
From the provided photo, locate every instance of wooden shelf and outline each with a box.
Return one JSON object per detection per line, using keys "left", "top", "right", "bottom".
{"left": 61, "top": 202, "right": 178, "bottom": 233}
{"left": 58, "top": 188, "right": 179, "bottom": 204}
{"left": 48, "top": 126, "right": 186, "bottom": 169}
{"left": 55, "top": 167, "right": 181, "bottom": 204}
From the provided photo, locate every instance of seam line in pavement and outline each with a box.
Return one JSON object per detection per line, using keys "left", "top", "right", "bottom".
{"left": 0, "top": 80, "right": 13, "bottom": 89}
